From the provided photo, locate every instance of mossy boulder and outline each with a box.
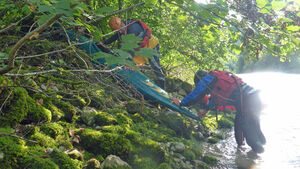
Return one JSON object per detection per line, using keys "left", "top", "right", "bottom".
{"left": 202, "top": 155, "right": 218, "bottom": 166}
{"left": 26, "top": 96, "right": 52, "bottom": 123}
{"left": 157, "top": 112, "right": 192, "bottom": 139}
{"left": 30, "top": 131, "right": 56, "bottom": 147}
{"left": 101, "top": 155, "right": 131, "bottom": 169}
{"left": 94, "top": 111, "right": 117, "bottom": 126}
{"left": 0, "top": 87, "right": 28, "bottom": 126}
{"left": 0, "top": 128, "right": 27, "bottom": 169}
{"left": 125, "top": 100, "right": 141, "bottom": 114}
{"left": 55, "top": 101, "right": 77, "bottom": 122}
{"left": 85, "top": 158, "right": 101, "bottom": 169}
{"left": 20, "top": 155, "right": 59, "bottom": 169}
{"left": 183, "top": 149, "right": 196, "bottom": 161}
{"left": 40, "top": 122, "right": 64, "bottom": 139}
{"left": 78, "top": 129, "right": 132, "bottom": 160}
{"left": 49, "top": 149, "right": 80, "bottom": 169}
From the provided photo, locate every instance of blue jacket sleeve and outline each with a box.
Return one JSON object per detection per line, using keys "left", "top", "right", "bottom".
{"left": 181, "top": 75, "right": 215, "bottom": 107}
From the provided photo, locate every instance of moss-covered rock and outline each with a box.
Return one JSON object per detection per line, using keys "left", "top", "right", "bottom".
{"left": 157, "top": 112, "right": 192, "bottom": 139}
{"left": 49, "top": 149, "right": 80, "bottom": 169}
{"left": 21, "top": 155, "right": 59, "bottom": 169}
{"left": 0, "top": 87, "right": 29, "bottom": 127}
{"left": 183, "top": 149, "right": 196, "bottom": 161}
{"left": 78, "top": 129, "right": 132, "bottom": 160}
{"left": 40, "top": 122, "right": 64, "bottom": 139}
{"left": 202, "top": 155, "right": 218, "bottom": 166}
{"left": 26, "top": 96, "right": 52, "bottom": 123}
{"left": 125, "top": 100, "right": 141, "bottom": 114}
{"left": 85, "top": 158, "right": 101, "bottom": 169}
{"left": 94, "top": 111, "right": 117, "bottom": 126}
{"left": 0, "top": 128, "right": 27, "bottom": 169}
{"left": 30, "top": 131, "right": 56, "bottom": 147}
{"left": 55, "top": 101, "right": 77, "bottom": 122}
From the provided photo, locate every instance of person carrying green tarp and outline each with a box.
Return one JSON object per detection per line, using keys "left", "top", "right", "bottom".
{"left": 97, "top": 16, "right": 166, "bottom": 90}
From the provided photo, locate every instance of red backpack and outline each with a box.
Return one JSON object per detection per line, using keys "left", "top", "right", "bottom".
{"left": 128, "top": 19, "right": 152, "bottom": 48}
{"left": 209, "top": 71, "right": 244, "bottom": 105}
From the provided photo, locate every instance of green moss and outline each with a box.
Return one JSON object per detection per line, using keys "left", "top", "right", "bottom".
{"left": 0, "top": 130, "right": 27, "bottom": 169}
{"left": 94, "top": 111, "right": 117, "bottom": 126}
{"left": 50, "top": 149, "right": 80, "bottom": 169}
{"left": 131, "top": 138, "right": 165, "bottom": 164}
{"left": 218, "top": 117, "right": 234, "bottom": 129}
{"left": 26, "top": 96, "right": 52, "bottom": 123}
{"left": 125, "top": 100, "right": 141, "bottom": 114}
{"left": 132, "top": 157, "right": 158, "bottom": 169}
{"left": 157, "top": 113, "right": 192, "bottom": 139}
{"left": 55, "top": 101, "right": 77, "bottom": 122}
{"left": 208, "top": 137, "right": 219, "bottom": 144}
{"left": 78, "top": 129, "right": 132, "bottom": 160}
{"left": 183, "top": 149, "right": 196, "bottom": 161}
{"left": 85, "top": 158, "right": 101, "bottom": 169}
{"left": 157, "top": 163, "right": 172, "bottom": 169}
{"left": 21, "top": 155, "right": 59, "bottom": 169}
{"left": 30, "top": 132, "right": 56, "bottom": 147}
{"left": 40, "top": 122, "right": 64, "bottom": 139}
{"left": 0, "top": 87, "right": 28, "bottom": 127}
{"left": 202, "top": 155, "right": 218, "bottom": 166}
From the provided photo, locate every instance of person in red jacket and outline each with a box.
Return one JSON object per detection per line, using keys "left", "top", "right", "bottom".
{"left": 98, "top": 16, "right": 165, "bottom": 89}
{"left": 172, "top": 70, "right": 266, "bottom": 153}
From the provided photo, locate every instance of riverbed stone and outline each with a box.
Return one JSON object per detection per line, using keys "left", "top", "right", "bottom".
{"left": 100, "top": 155, "right": 131, "bottom": 169}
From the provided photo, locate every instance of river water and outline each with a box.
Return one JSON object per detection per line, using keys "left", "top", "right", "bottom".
{"left": 203, "top": 72, "right": 300, "bottom": 169}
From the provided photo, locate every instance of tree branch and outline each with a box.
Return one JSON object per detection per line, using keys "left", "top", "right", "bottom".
{"left": 0, "top": 14, "right": 63, "bottom": 75}
{"left": 0, "top": 133, "right": 38, "bottom": 143}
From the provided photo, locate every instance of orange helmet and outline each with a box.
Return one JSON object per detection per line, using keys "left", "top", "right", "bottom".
{"left": 109, "top": 16, "right": 122, "bottom": 30}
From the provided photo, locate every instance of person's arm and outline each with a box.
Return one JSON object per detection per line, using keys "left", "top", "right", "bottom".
{"left": 180, "top": 75, "right": 215, "bottom": 107}
{"left": 103, "top": 33, "right": 120, "bottom": 45}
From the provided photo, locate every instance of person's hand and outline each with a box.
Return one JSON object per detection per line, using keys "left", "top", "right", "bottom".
{"left": 171, "top": 97, "right": 181, "bottom": 106}
{"left": 198, "top": 109, "right": 208, "bottom": 118}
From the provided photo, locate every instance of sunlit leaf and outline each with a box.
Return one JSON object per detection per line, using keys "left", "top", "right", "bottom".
{"left": 115, "top": 49, "right": 132, "bottom": 59}
{"left": 38, "top": 5, "right": 52, "bottom": 12}
{"left": 287, "top": 25, "right": 300, "bottom": 32}
{"left": 256, "top": 0, "right": 268, "bottom": 8}
{"left": 271, "top": 1, "right": 286, "bottom": 10}
{"left": 135, "top": 48, "right": 157, "bottom": 59}
{"left": 37, "top": 14, "right": 54, "bottom": 25}
{"left": 279, "top": 17, "right": 294, "bottom": 22}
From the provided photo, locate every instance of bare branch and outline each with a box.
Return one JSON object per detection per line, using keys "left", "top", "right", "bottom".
{"left": 4, "top": 66, "right": 123, "bottom": 76}
{"left": 0, "top": 14, "right": 63, "bottom": 75}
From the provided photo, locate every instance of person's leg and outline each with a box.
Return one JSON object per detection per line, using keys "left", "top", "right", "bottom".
{"left": 234, "top": 111, "right": 245, "bottom": 146}
{"left": 149, "top": 45, "right": 165, "bottom": 89}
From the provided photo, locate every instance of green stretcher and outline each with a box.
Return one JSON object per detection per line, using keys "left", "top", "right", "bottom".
{"left": 66, "top": 30, "right": 201, "bottom": 121}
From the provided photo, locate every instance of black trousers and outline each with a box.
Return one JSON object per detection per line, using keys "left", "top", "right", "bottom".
{"left": 230, "top": 85, "right": 266, "bottom": 153}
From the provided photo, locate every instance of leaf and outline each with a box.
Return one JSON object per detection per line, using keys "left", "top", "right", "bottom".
{"left": 297, "top": 12, "right": 300, "bottom": 17}
{"left": 69, "top": 128, "right": 74, "bottom": 137}
{"left": 256, "top": 0, "right": 268, "bottom": 8}
{"left": 0, "top": 52, "right": 8, "bottom": 58}
{"left": 279, "top": 17, "right": 294, "bottom": 22}
{"left": 135, "top": 48, "right": 157, "bottom": 59}
{"left": 287, "top": 25, "right": 300, "bottom": 32}
{"left": 38, "top": 5, "right": 52, "bottom": 12}
{"left": 37, "top": 14, "right": 54, "bottom": 25}
{"left": 271, "top": 1, "right": 286, "bottom": 10}
{"left": 36, "top": 98, "right": 43, "bottom": 105}
{"left": 114, "top": 49, "right": 132, "bottom": 58}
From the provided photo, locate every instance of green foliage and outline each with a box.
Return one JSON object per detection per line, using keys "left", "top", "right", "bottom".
{"left": 202, "top": 155, "right": 218, "bottom": 165}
